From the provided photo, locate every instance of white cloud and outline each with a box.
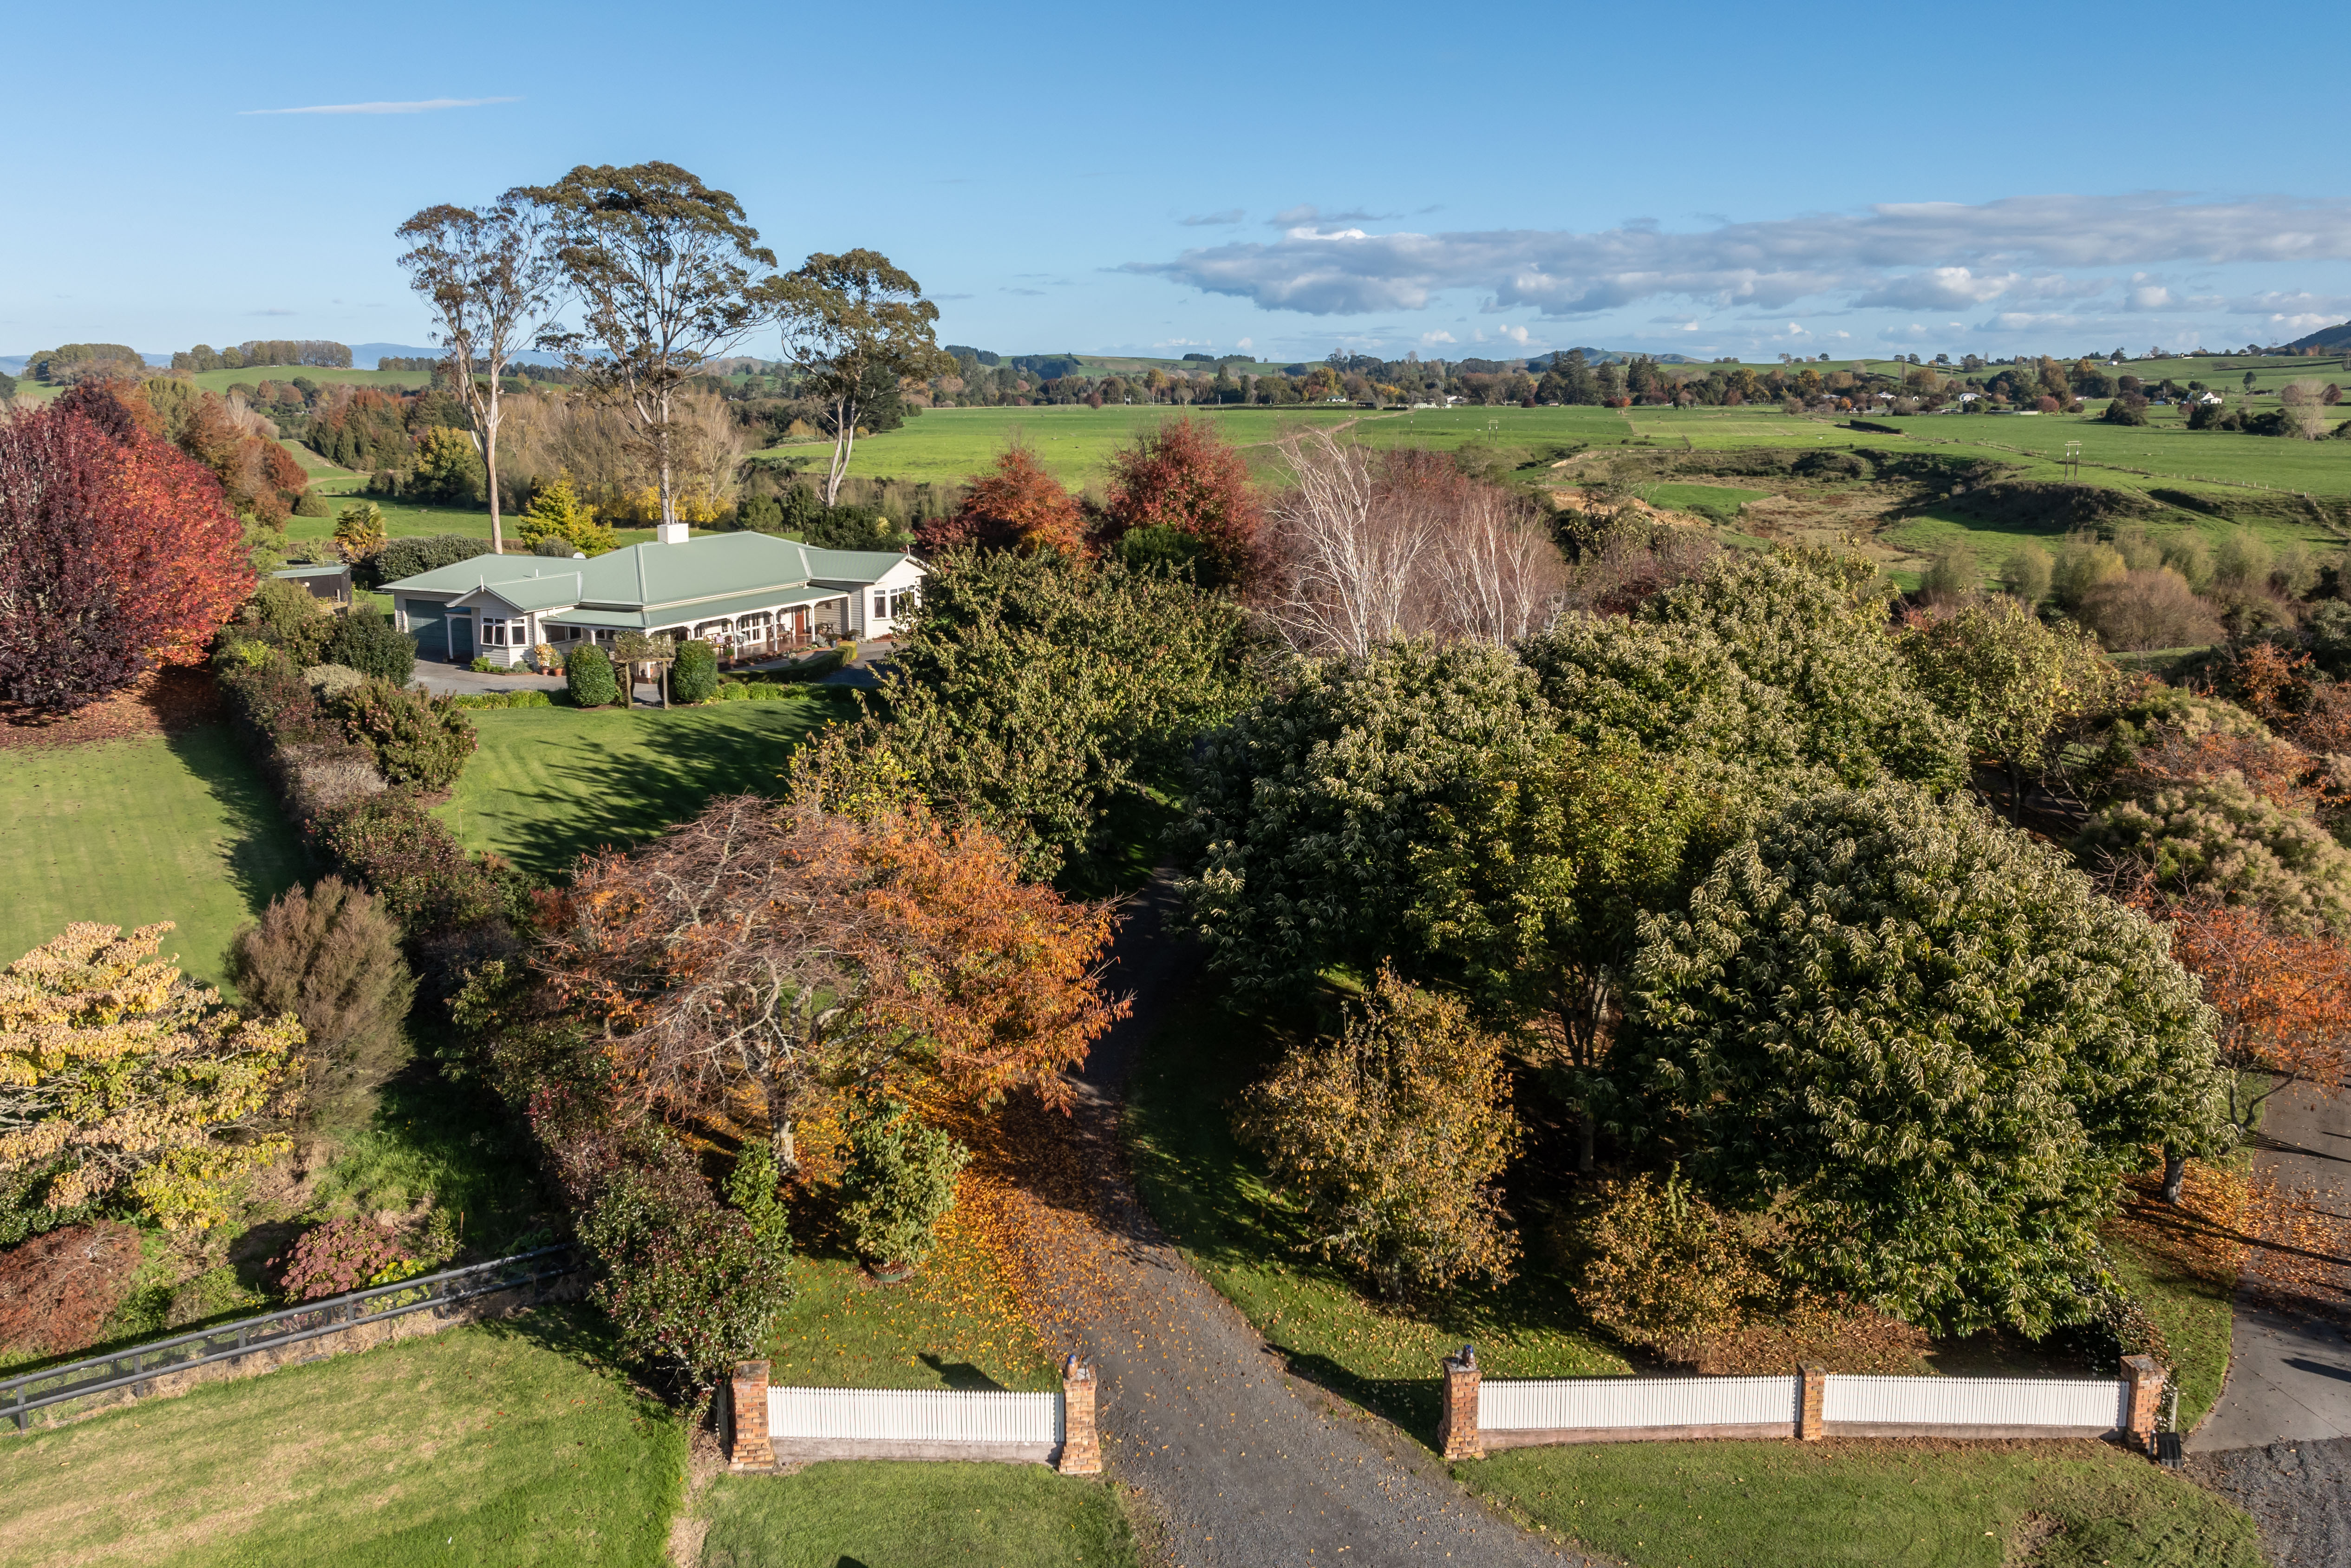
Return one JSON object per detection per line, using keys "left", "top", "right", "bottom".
{"left": 1235, "top": 336, "right": 1253, "bottom": 351}
{"left": 1127, "top": 192, "right": 2351, "bottom": 318}
{"left": 1421, "top": 330, "right": 1457, "bottom": 345}
{"left": 238, "top": 96, "right": 520, "bottom": 115}
{"left": 1181, "top": 210, "right": 1244, "bottom": 227}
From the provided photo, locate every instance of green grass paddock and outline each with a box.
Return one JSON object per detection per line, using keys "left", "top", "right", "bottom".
{"left": 696, "top": 1462, "right": 1136, "bottom": 1568}
{"left": 434, "top": 695, "right": 847, "bottom": 879}
{"left": 0, "top": 726, "right": 302, "bottom": 988}
{"left": 0, "top": 1308, "right": 684, "bottom": 1568}
{"left": 1462, "top": 1437, "right": 2260, "bottom": 1568}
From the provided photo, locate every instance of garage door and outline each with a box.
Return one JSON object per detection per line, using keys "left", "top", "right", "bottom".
{"left": 403, "top": 600, "right": 447, "bottom": 660}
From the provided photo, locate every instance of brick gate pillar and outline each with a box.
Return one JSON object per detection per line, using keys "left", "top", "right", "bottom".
{"left": 1438, "top": 1345, "right": 1483, "bottom": 1461}
{"left": 1797, "top": 1364, "right": 1828, "bottom": 1441}
{"left": 2121, "top": 1355, "right": 2166, "bottom": 1457}
{"left": 729, "top": 1360, "right": 773, "bottom": 1471}
{"left": 1058, "top": 1354, "right": 1102, "bottom": 1475}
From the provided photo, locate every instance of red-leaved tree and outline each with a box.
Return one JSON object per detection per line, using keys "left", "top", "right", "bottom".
{"left": 0, "top": 399, "right": 251, "bottom": 713}
{"left": 1093, "top": 417, "right": 1266, "bottom": 588}
{"left": 917, "top": 444, "right": 1087, "bottom": 557}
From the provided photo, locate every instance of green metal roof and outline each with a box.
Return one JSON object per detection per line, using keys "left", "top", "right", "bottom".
{"left": 545, "top": 584, "right": 847, "bottom": 633}
{"left": 272, "top": 563, "right": 348, "bottom": 580}
{"left": 454, "top": 575, "right": 586, "bottom": 613}
{"left": 380, "top": 532, "right": 914, "bottom": 612}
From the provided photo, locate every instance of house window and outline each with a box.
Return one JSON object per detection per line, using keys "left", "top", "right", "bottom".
{"left": 483, "top": 620, "right": 522, "bottom": 647}
{"left": 888, "top": 587, "right": 918, "bottom": 619}
{"left": 872, "top": 589, "right": 888, "bottom": 620}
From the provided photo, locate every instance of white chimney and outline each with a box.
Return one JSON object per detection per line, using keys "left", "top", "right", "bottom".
{"left": 655, "top": 520, "right": 690, "bottom": 545}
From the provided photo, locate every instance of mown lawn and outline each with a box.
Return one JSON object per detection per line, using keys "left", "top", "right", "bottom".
{"left": 1123, "top": 987, "right": 1630, "bottom": 1446}
{"left": 695, "top": 1463, "right": 1136, "bottom": 1568}
{"left": 0, "top": 726, "right": 302, "bottom": 988}
{"left": 0, "top": 1309, "right": 685, "bottom": 1568}
{"left": 1462, "top": 1437, "right": 2261, "bottom": 1568}
{"left": 433, "top": 694, "right": 848, "bottom": 878}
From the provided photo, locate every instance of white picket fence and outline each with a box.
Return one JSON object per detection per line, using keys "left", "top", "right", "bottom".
{"left": 1484, "top": 1375, "right": 1796, "bottom": 1432}
{"left": 1477, "top": 1371, "right": 2128, "bottom": 1443}
{"left": 1822, "top": 1374, "right": 2124, "bottom": 1431}
{"left": 766, "top": 1386, "right": 1063, "bottom": 1447}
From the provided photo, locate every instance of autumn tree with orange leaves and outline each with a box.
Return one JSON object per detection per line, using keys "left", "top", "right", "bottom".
{"left": 0, "top": 391, "right": 251, "bottom": 714}
{"left": 2161, "top": 893, "right": 2351, "bottom": 1146}
{"left": 917, "top": 443, "right": 1087, "bottom": 556}
{"left": 533, "top": 788, "right": 1125, "bottom": 1167}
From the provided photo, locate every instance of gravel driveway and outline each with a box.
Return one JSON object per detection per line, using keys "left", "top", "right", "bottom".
{"left": 2184, "top": 1439, "right": 2351, "bottom": 1568}
{"left": 1032, "top": 871, "right": 1598, "bottom": 1568}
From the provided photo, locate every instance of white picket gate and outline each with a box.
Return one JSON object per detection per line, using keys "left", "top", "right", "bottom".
{"left": 766, "top": 1386, "right": 1063, "bottom": 1446}
{"left": 1483, "top": 1375, "right": 1796, "bottom": 1433}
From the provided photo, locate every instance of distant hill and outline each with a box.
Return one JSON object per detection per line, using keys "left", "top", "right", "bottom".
{"left": 2283, "top": 320, "right": 2351, "bottom": 353}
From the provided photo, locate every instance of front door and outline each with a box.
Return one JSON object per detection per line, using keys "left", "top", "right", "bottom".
{"left": 790, "top": 607, "right": 809, "bottom": 645}
{"left": 447, "top": 611, "right": 475, "bottom": 662}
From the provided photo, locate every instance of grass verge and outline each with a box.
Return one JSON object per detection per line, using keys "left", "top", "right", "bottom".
{"left": 1123, "top": 987, "right": 1628, "bottom": 1446}
{"left": 696, "top": 1462, "right": 1136, "bottom": 1568}
{"left": 0, "top": 725, "right": 302, "bottom": 987}
{"left": 0, "top": 1307, "right": 684, "bottom": 1568}
{"left": 434, "top": 694, "right": 847, "bottom": 878}
{"left": 1460, "top": 1437, "right": 2262, "bottom": 1568}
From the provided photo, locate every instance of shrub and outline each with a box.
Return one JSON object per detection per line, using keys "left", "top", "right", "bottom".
{"left": 469, "top": 656, "right": 498, "bottom": 673}
{"left": 447, "top": 688, "right": 555, "bottom": 710}
{"left": 1575, "top": 1171, "right": 1771, "bottom": 1365}
{"left": 247, "top": 577, "right": 332, "bottom": 663}
{"left": 302, "top": 662, "right": 368, "bottom": 699}
{"left": 315, "top": 794, "right": 506, "bottom": 934}
{"left": 2077, "top": 771, "right": 2351, "bottom": 935}
{"left": 331, "top": 679, "right": 475, "bottom": 791}
{"left": 836, "top": 1100, "right": 968, "bottom": 1274}
{"left": 368, "top": 533, "right": 490, "bottom": 588}
{"left": 2073, "top": 568, "right": 2226, "bottom": 651}
{"left": 566, "top": 643, "right": 618, "bottom": 707}
{"left": 577, "top": 1142, "right": 793, "bottom": 1385}
{"left": 333, "top": 502, "right": 387, "bottom": 563}
{"left": 275, "top": 739, "right": 385, "bottom": 819}
{"left": 271, "top": 1217, "right": 416, "bottom": 1301}
{"left": 670, "top": 639, "right": 718, "bottom": 704}
{"left": 1235, "top": 969, "right": 1521, "bottom": 1301}
{"left": 323, "top": 611, "right": 416, "bottom": 686}
{"left": 1999, "top": 542, "right": 2053, "bottom": 605}
{"left": 725, "top": 1141, "right": 792, "bottom": 1261}
{"left": 227, "top": 876, "right": 416, "bottom": 1125}
{"left": 0, "top": 1222, "right": 140, "bottom": 1358}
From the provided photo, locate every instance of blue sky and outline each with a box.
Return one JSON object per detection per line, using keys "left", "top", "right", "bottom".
{"left": 9, "top": 0, "right": 2351, "bottom": 364}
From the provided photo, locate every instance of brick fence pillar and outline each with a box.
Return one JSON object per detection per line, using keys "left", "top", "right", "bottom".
{"left": 2120, "top": 1354, "right": 2166, "bottom": 1458}
{"left": 1438, "top": 1344, "right": 1483, "bottom": 1461}
{"left": 1796, "top": 1364, "right": 1828, "bottom": 1441}
{"left": 1058, "top": 1353, "right": 1102, "bottom": 1475}
{"left": 729, "top": 1359, "right": 773, "bottom": 1471}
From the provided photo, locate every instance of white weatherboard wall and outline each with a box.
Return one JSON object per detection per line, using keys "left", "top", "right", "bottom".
{"left": 1483, "top": 1375, "right": 1796, "bottom": 1441}
{"left": 1823, "top": 1375, "right": 2124, "bottom": 1433}
{"left": 767, "top": 1386, "right": 1062, "bottom": 1454}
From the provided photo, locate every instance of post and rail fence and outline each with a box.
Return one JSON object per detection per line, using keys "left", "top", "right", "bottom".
{"left": 2, "top": 1243, "right": 581, "bottom": 1434}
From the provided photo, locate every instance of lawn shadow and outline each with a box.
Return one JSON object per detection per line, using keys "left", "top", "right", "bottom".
{"left": 161, "top": 722, "right": 307, "bottom": 921}
{"left": 469, "top": 701, "right": 840, "bottom": 879}
{"left": 917, "top": 1355, "right": 1007, "bottom": 1392}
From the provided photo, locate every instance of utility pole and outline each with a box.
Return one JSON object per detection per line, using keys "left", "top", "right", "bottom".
{"left": 2063, "top": 440, "right": 2083, "bottom": 482}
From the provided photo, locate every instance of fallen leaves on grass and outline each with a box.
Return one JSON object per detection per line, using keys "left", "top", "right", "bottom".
{"left": 0, "top": 667, "right": 224, "bottom": 748}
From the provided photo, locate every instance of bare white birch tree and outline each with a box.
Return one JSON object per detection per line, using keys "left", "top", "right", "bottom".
{"left": 1265, "top": 430, "right": 1437, "bottom": 657}
{"left": 1431, "top": 485, "right": 1568, "bottom": 643}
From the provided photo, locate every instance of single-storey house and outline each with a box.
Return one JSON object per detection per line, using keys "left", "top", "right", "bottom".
{"left": 379, "top": 522, "right": 926, "bottom": 667}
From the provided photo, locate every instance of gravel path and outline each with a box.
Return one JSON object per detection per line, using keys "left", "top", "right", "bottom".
{"left": 2184, "top": 1439, "right": 2351, "bottom": 1568}
{"left": 1032, "top": 871, "right": 1597, "bottom": 1568}
{"left": 2181, "top": 1080, "right": 2351, "bottom": 1565}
